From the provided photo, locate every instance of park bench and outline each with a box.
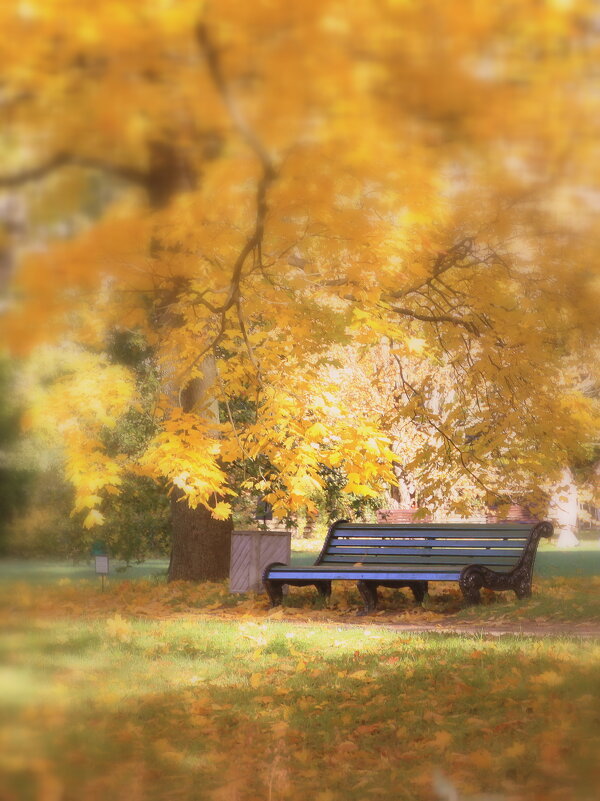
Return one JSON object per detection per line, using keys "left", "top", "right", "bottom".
{"left": 263, "top": 519, "right": 553, "bottom": 612}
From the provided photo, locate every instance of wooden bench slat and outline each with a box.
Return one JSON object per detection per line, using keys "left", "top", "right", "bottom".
{"left": 333, "top": 529, "right": 530, "bottom": 539}
{"left": 327, "top": 540, "right": 525, "bottom": 554}
{"left": 266, "top": 568, "right": 463, "bottom": 581}
{"left": 321, "top": 553, "right": 518, "bottom": 565}
{"left": 337, "top": 523, "right": 533, "bottom": 531}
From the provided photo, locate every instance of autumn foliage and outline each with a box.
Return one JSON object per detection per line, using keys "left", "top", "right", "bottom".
{"left": 0, "top": 0, "right": 599, "bottom": 540}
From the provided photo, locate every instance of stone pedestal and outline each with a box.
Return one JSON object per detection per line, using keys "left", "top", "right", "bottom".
{"left": 230, "top": 529, "right": 291, "bottom": 593}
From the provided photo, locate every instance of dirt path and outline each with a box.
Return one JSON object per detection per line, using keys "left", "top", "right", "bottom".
{"left": 348, "top": 620, "right": 600, "bottom": 638}
{"left": 245, "top": 615, "right": 600, "bottom": 639}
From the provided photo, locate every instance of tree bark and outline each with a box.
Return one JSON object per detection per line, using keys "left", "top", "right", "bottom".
{"left": 166, "top": 353, "right": 232, "bottom": 582}
{"left": 168, "top": 489, "right": 232, "bottom": 581}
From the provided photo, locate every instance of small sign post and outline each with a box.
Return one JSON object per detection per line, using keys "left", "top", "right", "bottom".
{"left": 94, "top": 555, "right": 109, "bottom": 591}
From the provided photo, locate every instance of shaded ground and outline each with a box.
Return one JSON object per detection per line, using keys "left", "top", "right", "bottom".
{"left": 0, "top": 545, "right": 599, "bottom": 801}
{"left": 1, "top": 540, "right": 599, "bottom": 636}
{"left": 1, "top": 613, "right": 599, "bottom": 801}
{"left": 256, "top": 615, "right": 600, "bottom": 639}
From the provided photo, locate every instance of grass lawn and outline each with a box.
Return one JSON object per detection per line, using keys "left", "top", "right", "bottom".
{"left": 0, "top": 539, "right": 598, "bottom": 801}
{"left": 1, "top": 613, "right": 598, "bottom": 801}
{"left": 2, "top": 532, "right": 599, "bottom": 586}
{"left": 2, "top": 535, "right": 599, "bottom": 624}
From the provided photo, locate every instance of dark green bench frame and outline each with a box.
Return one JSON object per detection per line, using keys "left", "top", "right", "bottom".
{"left": 263, "top": 519, "right": 553, "bottom": 612}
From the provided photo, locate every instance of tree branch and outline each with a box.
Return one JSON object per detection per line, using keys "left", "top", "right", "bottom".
{"left": 196, "top": 23, "right": 275, "bottom": 179}
{"left": 0, "top": 152, "right": 70, "bottom": 188}
{"left": 195, "top": 22, "right": 277, "bottom": 315}
{"left": 389, "top": 304, "right": 480, "bottom": 336}
{"left": 236, "top": 297, "right": 263, "bottom": 383}
{"left": 0, "top": 152, "right": 150, "bottom": 190}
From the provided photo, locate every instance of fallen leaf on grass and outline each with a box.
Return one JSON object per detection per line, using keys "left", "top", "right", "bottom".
{"left": 430, "top": 730, "right": 453, "bottom": 750}
{"left": 504, "top": 742, "right": 526, "bottom": 759}
{"left": 347, "top": 669, "right": 370, "bottom": 680}
{"left": 468, "top": 749, "right": 494, "bottom": 771}
{"left": 106, "top": 613, "right": 132, "bottom": 642}
{"left": 532, "top": 671, "right": 563, "bottom": 688}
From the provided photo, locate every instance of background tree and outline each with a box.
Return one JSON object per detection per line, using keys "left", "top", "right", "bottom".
{"left": 1, "top": 1, "right": 599, "bottom": 576}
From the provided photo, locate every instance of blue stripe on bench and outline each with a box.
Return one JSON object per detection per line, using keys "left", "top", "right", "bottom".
{"left": 265, "top": 568, "right": 463, "bottom": 582}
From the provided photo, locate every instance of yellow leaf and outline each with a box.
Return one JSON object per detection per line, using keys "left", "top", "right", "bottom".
{"left": 348, "top": 670, "right": 369, "bottom": 680}
{"left": 431, "top": 730, "right": 452, "bottom": 750}
{"left": 83, "top": 509, "right": 104, "bottom": 528}
{"left": 469, "top": 749, "right": 494, "bottom": 771}
{"left": 211, "top": 501, "right": 232, "bottom": 520}
{"left": 406, "top": 337, "right": 426, "bottom": 354}
{"left": 504, "top": 742, "right": 526, "bottom": 759}
{"left": 106, "top": 614, "right": 132, "bottom": 642}
{"left": 306, "top": 422, "right": 327, "bottom": 440}
{"left": 74, "top": 494, "right": 103, "bottom": 513}
{"left": 533, "top": 671, "right": 564, "bottom": 687}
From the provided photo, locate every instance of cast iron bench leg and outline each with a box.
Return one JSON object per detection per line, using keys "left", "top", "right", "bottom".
{"left": 265, "top": 578, "right": 284, "bottom": 607}
{"left": 357, "top": 580, "right": 378, "bottom": 614}
{"left": 408, "top": 581, "right": 428, "bottom": 604}
{"left": 315, "top": 581, "right": 332, "bottom": 605}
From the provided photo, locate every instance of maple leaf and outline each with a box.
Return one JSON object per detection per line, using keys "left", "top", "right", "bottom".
{"left": 83, "top": 509, "right": 105, "bottom": 529}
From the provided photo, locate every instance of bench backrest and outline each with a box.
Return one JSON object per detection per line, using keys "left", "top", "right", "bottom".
{"left": 315, "top": 521, "right": 542, "bottom": 573}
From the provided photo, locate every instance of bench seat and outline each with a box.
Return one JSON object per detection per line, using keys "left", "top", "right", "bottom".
{"left": 263, "top": 520, "right": 553, "bottom": 612}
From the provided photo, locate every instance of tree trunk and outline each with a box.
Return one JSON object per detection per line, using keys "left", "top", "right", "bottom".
{"left": 149, "top": 144, "right": 232, "bottom": 582}
{"left": 168, "top": 489, "right": 232, "bottom": 581}
{"left": 549, "top": 466, "right": 580, "bottom": 548}
{"left": 166, "top": 354, "right": 232, "bottom": 582}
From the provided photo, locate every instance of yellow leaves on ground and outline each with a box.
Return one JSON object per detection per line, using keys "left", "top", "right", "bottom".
{"left": 105, "top": 613, "right": 133, "bottom": 643}
{"left": 5, "top": 574, "right": 599, "bottom": 631}
{"left": 430, "top": 730, "right": 453, "bottom": 750}
{"left": 347, "top": 669, "right": 370, "bottom": 681}
{"left": 504, "top": 742, "right": 527, "bottom": 759}
{"left": 2, "top": 574, "right": 600, "bottom": 801}
{"left": 532, "top": 670, "right": 564, "bottom": 688}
